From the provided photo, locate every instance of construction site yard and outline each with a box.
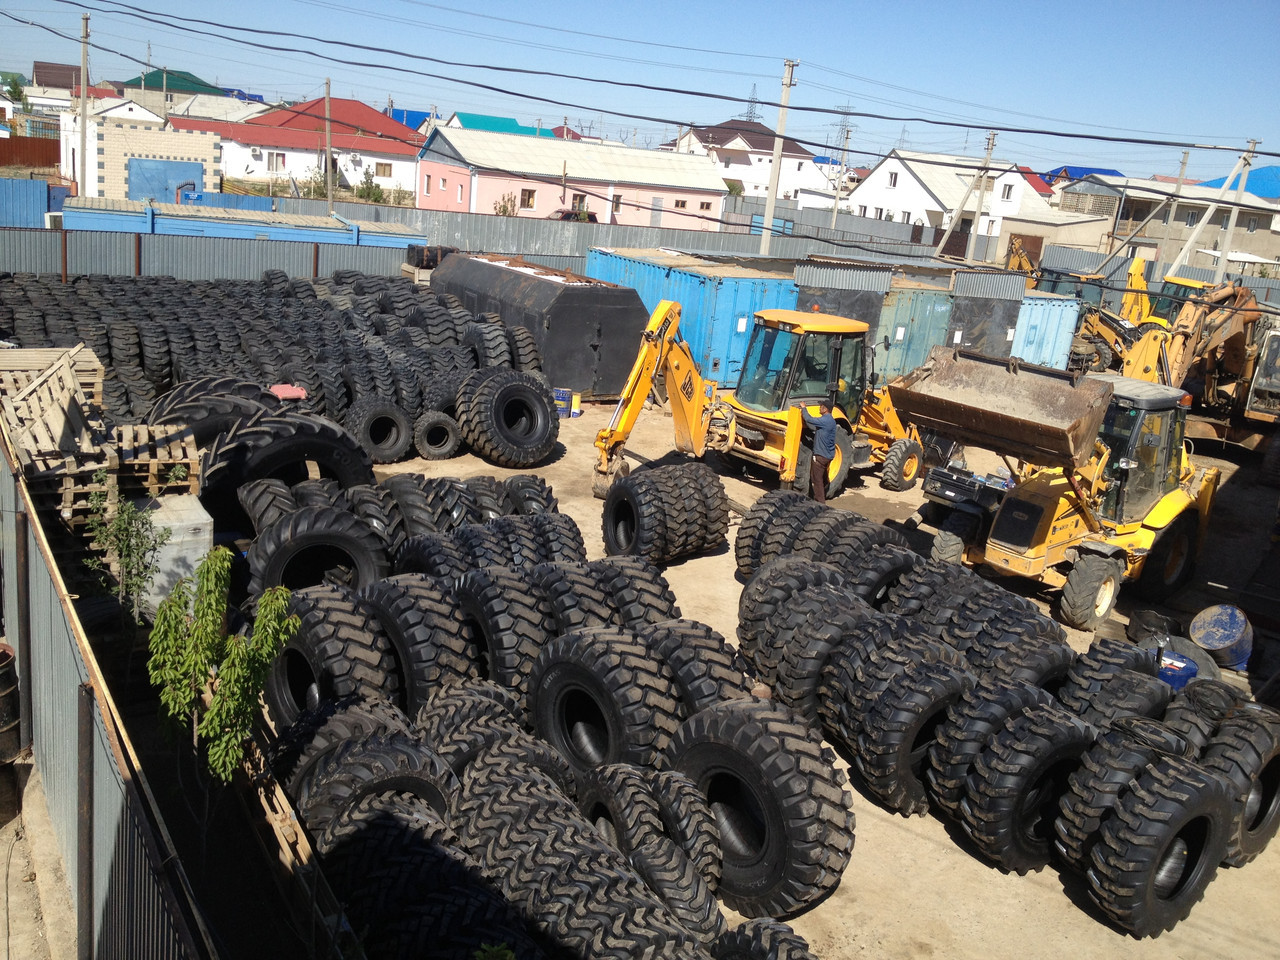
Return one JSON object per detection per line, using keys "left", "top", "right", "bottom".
{"left": 384, "top": 396, "right": 1280, "bottom": 960}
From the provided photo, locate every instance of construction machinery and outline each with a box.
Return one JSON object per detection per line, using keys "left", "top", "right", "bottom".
{"left": 892, "top": 347, "right": 1220, "bottom": 629}
{"left": 593, "top": 300, "right": 928, "bottom": 499}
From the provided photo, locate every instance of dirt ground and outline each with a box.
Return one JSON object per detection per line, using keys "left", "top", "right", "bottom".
{"left": 382, "top": 397, "right": 1280, "bottom": 960}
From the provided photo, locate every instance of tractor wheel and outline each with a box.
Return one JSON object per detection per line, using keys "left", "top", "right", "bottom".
{"left": 1088, "top": 337, "right": 1114, "bottom": 372}
{"left": 1136, "top": 513, "right": 1197, "bottom": 602}
{"left": 930, "top": 510, "right": 975, "bottom": 566}
{"left": 1060, "top": 555, "right": 1125, "bottom": 630}
{"left": 880, "top": 439, "right": 923, "bottom": 492}
{"left": 827, "top": 429, "right": 854, "bottom": 499}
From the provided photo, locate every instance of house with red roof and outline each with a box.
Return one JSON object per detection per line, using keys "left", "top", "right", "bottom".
{"left": 169, "top": 96, "right": 423, "bottom": 195}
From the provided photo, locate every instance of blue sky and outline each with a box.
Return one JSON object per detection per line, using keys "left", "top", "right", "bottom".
{"left": 3, "top": 0, "right": 1276, "bottom": 182}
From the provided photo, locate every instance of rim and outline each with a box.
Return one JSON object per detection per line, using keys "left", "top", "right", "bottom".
{"left": 902, "top": 452, "right": 921, "bottom": 481}
{"left": 1151, "top": 816, "right": 1210, "bottom": 900}
{"left": 1093, "top": 573, "right": 1119, "bottom": 618}
{"left": 1161, "top": 528, "right": 1191, "bottom": 583}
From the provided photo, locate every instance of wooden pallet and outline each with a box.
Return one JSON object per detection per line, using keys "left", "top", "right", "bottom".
{"left": 114, "top": 423, "right": 202, "bottom": 498}
{"left": 0, "top": 344, "right": 105, "bottom": 406}
{"left": 0, "top": 348, "right": 108, "bottom": 469}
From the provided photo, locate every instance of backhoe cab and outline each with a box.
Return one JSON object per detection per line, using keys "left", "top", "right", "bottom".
{"left": 593, "top": 302, "right": 873, "bottom": 499}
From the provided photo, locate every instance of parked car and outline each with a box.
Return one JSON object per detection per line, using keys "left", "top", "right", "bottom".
{"left": 548, "top": 209, "right": 598, "bottom": 223}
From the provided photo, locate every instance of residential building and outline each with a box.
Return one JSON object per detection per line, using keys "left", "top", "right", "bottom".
{"left": 31, "top": 61, "right": 80, "bottom": 89}
{"left": 446, "top": 113, "right": 558, "bottom": 138}
{"left": 58, "top": 111, "right": 219, "bottom": 199}
{"left": 118, "top": 69, "right": 226, "bottom": 117}
{"left": 667, "top": 120, "right": 830, "bottom": 201}
{"left": 1044, "top": 164, "right": 1125, "bottom": 186}
{"left": 169, "top": 94, "right": 271, "bottom": 123}
{"left": 416, "top": 127, "right": 727, "bottom": 228}
{"left": 169, "top": 97, "right": 422, "bottom": 196}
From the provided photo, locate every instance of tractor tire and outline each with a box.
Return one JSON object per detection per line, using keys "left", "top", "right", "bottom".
{"left": 735, "top": 491, "right": 808, "bottom": 578}
{"left": 587, "top": 556, "right": 681, "bottom": 629}
{"left": 531, "top": 560, "right": 623, "bottom": 634}
{"left": 456, "top": 368, "right": 559, "bottom": 468}
{"left": 502, "top": 473, "right": 558, "bottom": 515}
{"left": 649, "top": 768, "right": 724, "bottom": 890}
{"left": 1200, "top": 706, "right": 1280, "bottom": 866}
{"left": 930, "top": 510, "right": 976, "bottom": 566}
{"left": 879, "top": 438, "right": 924, "bottom": 492}
{"left": 505, "top": 325, "right": 544, "bottom": 375}
{"left": 529, "top": 513, "right": 587, "bottom": 565}
{"left": 711, "top": 919, "right": 818, "bottom": 960}
{"left": 665, "top": 698, "right": 855, "bottom": 920}
{"left": 842, "top": 542, "right": 922, "bottom": 610}
{"left": 236, "top": 478, "right": 298, "bottom": 536}
{"left": 247, "top": 505, "right": 390, "bottom": 596}
{"left": 411, "top": 410, "right": 462, "bottom": 460}
{"left": 1161, "top": 679, "right": 1244, "bottom": 755}
{"left": 602, "top": 468, "right": 673, "bottom": 563}
{"left": 1086, "top": 755, "right": 1234, "bottom": 938}
{"left": 344, "top": 398, "right": 414, "bottom": 464}
{"left": 638, "top": 618, "right": 752, "bottom": 717}
{"left": 1136, "top": 513, "right": 1197, "bottom": 602}
{"left": 1059, "top": 554, "right": 1125, "bottom": 630}
{"left": 758, "top": 500, "right": 828, "bottom": 569}
{"left": 394, "top": 532, "right": 469, "bottom": 580}
{"left": 270, "top": 695, "right": 410, "bottom": 802}
{"left": 454, "top": 565, "right": 556, "bottom": 709}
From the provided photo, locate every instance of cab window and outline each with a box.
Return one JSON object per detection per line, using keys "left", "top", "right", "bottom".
{"left": 834, "top": 336, "right": 864, "bottom": 417}
{"left": 789, "top": 334, "right": 832, "bottom": 399}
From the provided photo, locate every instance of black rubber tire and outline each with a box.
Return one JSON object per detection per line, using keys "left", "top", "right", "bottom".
{"left": 453, "top": 565, "right": 556, "bottom": 711}
{"left": 711, "top": 919, "right": 818, "bottom": 960}
{"left": 787, "top": 508, "right": 869, "bottom": 563}
{"left": 344, "top": 397, "right": 414, "bottom": 464}
{"left": 665, "top": 698, "right": 855, "bottom": 920}
{"left": 744, "top": 579, "right": 868, "bottom": 688}
{"left": 413, "top": 679, "right": 524, "bottom": 741}
{"left": 270, "top": 695, "right": 410, "bottom": 802}
{"left": 235, "top": 477, "right": 298, "bottom": 536}
{"left": 355, "top": 574, "right": 482, "bottom": 716}
{"left": 960, "top": 704, "right": 1099, "bottom": 875}
{"left": 1075, "top": 669, "right": 1174, "bottom": 728}
{"left": 883, "top": 557, "right": 975, "bottom": 618}
{"left": 460, "top": 320, "right": 513, "bottom": 368}
{"left": 929, "top": 509, "right": 976, "bottom": 565}
{"left": 758, "top": 499, "right": 827, "bottom": 569}
{"left": 456, "top": 368, "right": 559, "bottom": 468}
{"left": 649, "top": 768, "right": 724, "bottom": 890}
{"left": 602, "top": 468, "right": 673, "bottom": 562}
{"left": 1136, "top": 513, "right": 1198, "bottom": 602}
{"left": 1059, "top": 554, "right": 1125, "bottom": 630}
{"left": 264, "top": 584, "right": 402, "bottom": 730}
{"left": 1200, "top": 706, "right": 1280, "bottom": 866}
{"left": 298, "top": 731, "right": 458, "bottom": 836}
{"left": 587, "top": 556, "right": 681, "bottom": 629}
{"left": 926, "top": 674, "right": 1056, "bottom": 820}
{"left": 638, "top": 618, "right": 751, "bottom": 717}
{"left": 528, "top": 627, "right": 683, "bottom": 773}
{"left": 737, "top": 557, "right": 847, "bottom": 672}
{"left": 629, "top": 835, "right": 727, "bottom": 943}
{"left": 502, "top": 473, "right": 558, "bottom": 515}
{"left": 1086, "top": 755, "right": 1234, "bottom": 938}
{"left": 530, "top": 513, "right": 587, "bottom": 565}
{"left": 879, "top": 438, "right": 924, "bottom": 492}
{"left": 1161, "top": 679, "right": 1244, "bottom": 756}
{"left": 342, "top": 482, "right": 407, "bottom": 556}
{"left": 411, "top": 410, "right": 462, "bottom": 460}
{"left": 148, "top": 375, "right": 277, "bottom": 422}
{"left": 834, "top": 632, "right": 966, "bottom": 740}
{"left": 774, "top": 600, "right": 881, "bottom": 728}
{"left": 246, "top": 505, "right": 390, "bottom": 596}
{"left": 735, "top": 491, "right": 808, "bottom": 578}
{"left": 842, "top": 542, "right": 922, "bottom": 609}
{"left": 453, "top": 522, "right": 513, "bottom": 569}
{"left": 489, "top": 515, "right": 547, "bottom": 570}
{"left": 577, "top": 762, "right": 667, "bottom": 856}
{"left": 505, "top": 325, "right": 544, "bottom": 374}
{"left": 823, "top": 518, "right": 912, "bottom": 570}
{"left": 427, "top": 714, "right": 577, "bottom": 797}
{"left": 855, "top": 658, "right": 977, "bottom": 816}
{"left": 393, "top": 531, "right": 470, "bottom": 580}
{"left": 378, "top": 474, "right": 438, "bottom": 538}
{"left": 530, "top": 561, "right": 623, "bottom": 635}
{"left": 149, "top": 393, "right": 273, "bottom": 448}
{"left": 289, "top": 477, "right": 346, "bottom": 510}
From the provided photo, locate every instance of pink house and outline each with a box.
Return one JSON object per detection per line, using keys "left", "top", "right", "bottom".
{"left": 416, "top": 127, "right": 727, "bottom": 230}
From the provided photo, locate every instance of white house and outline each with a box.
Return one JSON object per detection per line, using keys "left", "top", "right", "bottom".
{"left": 668, "top": 120, "right": 832, "bottom": 202}
{"left": 59, "top": 99, "right": 166, "bottom": 196}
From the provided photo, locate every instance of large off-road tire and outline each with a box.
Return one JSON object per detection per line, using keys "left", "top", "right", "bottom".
{"left": 502, "top": 473, "right": 558, "bottom": 515}
{"left": 393, "top": 532, "right": 469, "bottom": 580}
{"left": 649, "top": 768, "right": 724, "bottom": 890}
{"left": 960, "top": 704, "right": 1099, "bottom": 875}
{"left": 456, "top": 368, "right": 559, "bottom": 468}
{"left": 735, "top": 490, "right": 807, "bottom": 578}
{"left": 1136, "top": 513, "right": 1197, "bottom": 602}
{"left": 530, "top": 560, "right": 623, "bottom": 634}
{"left": 246, "top": 505, "right": 390, "bottom": 595}
{"left": 411, "top": 410, "right": 462, "bottom": 460}
{"left": 788, "top": 508, "right": 869, "bottom": 563}
{"left": 264, "top": 585, "right": 401, "bottom": 729}
{"left": 930, "top": 509, "right": 975, "bottom": 565}
{"left": 602, "top": 468, "right": 674, "bottom": 562}
{"left": 1200, "top": 706, "right": 1280, "bottom": 866}
{"left": 587, "top": 556, "right": 681, "bottom": 628}
{"left": 638, "top": 618, "right": 751, "bottom": 717}
{"left": 711, "top": 919, "right": 819, "bottom": 960}
{"left": 879, "top": 438, "right": 923, "bottom": 492}
{"left": 665, "top": 698, "right": 856, "bottom": 919}
{"left": 343, "top": 482, "right": 407, "bottom": 555}
{"left": 530, "top": 513, "right": 587, "bottom": 565}
{"left": 841, "top": 542, "right": 922, "bottom": 610}
{"left": 344, "top": 397, "right": 414, "bottom": 464}
{"left": 528, "top": 627, "right": 682, "bottom": 773}
{"left": 270, "top": 695, "right": 410, "bottom": 802}
{"left": 1086, "top": 755, "right": 1234, "bottom": 938}
{"left": 741, "top": 575, "right": 864, "bottom": 686}
{"left": 1059, "top": 554, "right": 1125, "bottom": 630}
{"left": 236, "top": 477, "right": 298, "bottom": 536}
{"left": 454, "top": 565, "right": 556, "bottom": 709}
{"left": 629, "top": 834, "right": 727, "bottom": 942}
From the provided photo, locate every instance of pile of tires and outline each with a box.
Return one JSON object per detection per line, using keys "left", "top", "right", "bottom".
{"left": 601, "top": 461, "right": 730, "bottom": 564}
{"left": 0, "top": 271, "right": 555, "bottom": 467}
{"left": 734, "top": 508, "right": 1280, "bottom": 938}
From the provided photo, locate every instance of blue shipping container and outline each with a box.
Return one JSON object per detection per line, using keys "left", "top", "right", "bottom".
{"left": 586, "top": 248, "right": 798, "bottom": 383}
{"left": 0, "top": 178, "right": 49, "bottom": 228}
{"left": 1011, "top": 294, "right": 1081, "bottom": 369}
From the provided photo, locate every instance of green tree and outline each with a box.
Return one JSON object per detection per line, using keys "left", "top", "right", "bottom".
{"left": 493, "top": 191, "right": 518, "bottom": 216}
{"left": 355, "top": 167, "right": 385, "bottom": 203}
{"left": 3, "top": 74, "right": 23, "bottom": 105}
{"left": 83, "top": 468, "right": 172, "bottom": 629}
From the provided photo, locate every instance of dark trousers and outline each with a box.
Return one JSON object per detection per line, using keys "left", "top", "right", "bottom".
{"left": 811, "top": 454, "right": 831, "bottom": 504}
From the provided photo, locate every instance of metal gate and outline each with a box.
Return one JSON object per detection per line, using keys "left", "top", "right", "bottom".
{"left": 875, "top": 288, "right": 954, "bottom": 383}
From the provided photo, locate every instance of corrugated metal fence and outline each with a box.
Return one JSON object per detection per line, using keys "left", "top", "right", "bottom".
{"left": 0, "top": 446, "right": 211, "bottom": 959}
{"left": 0, "top": 179, "right": 50, "bottom": 228}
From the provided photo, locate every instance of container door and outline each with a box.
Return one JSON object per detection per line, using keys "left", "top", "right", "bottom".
{"left": 877, "top": 289, "right": 953, "bottom": 383}
{"left": 1011, "top": 296, "right": 1080, "bottom": 369}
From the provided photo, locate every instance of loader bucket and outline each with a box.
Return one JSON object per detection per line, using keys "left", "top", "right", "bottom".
{"left": 887, "top": 347, "right": 1114, "bottom": 469}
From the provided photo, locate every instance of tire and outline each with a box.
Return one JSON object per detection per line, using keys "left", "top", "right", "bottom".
{"left": 454, "top": 522, "right": 512, "bottom": 569}
{"left": 758, "top": 500, "right": 827, "bottom": 569}
{"left": 1200, "top": 707, "right": 1280, "bottom": 866}
{"left": 343, "top": 482, "right": 407, "bottom": 555}
{"left": 529, "top": 513, "right": 587, "bottom": 565}
{"left": 235, "top": 477, "right": 297, "bottom": 536}
{"left": 649, "top": 768, "right": 724, "bottom": 890}
{"left": 246, "top": 505, "right": 390, "bottom": 596}
{"left": 460, "top": 320, "right": 512, "bottom": 368}
{"left": 1136, "top": 513, "right": 1197, "bottom": 602}
{"left": 638, "top": 618, "right": 751, "bottom": 717}
{"left": 1161, "top": 679, "right": 1243, "bottom": 755}
{"left": 530, "top": 561, "right": 622, "bottom": 634}
{"left": 588, "top": 556, "right": 681, "bottom": 628}
{"left": 842, "top": 542, "right": 921, "bottom": 609}
{"left": 149, "top": 375, "right": 278, "bottom": 422}
{"left": 394, "top": 532, "right": 470, "bottom": 580}
{"left": 344, "top": 397, "right": 414, "bottom": 463}
{"left": 528, "top": 627, "right": 682, "bottom": 773}
{"left": 1059, "top": 554, "right": 1125, "bottom": 630}
{"left": 411, "top": 410, "right": 462, "bottom": 460}
{"left": 1086, "top": 755, "right": 1234, "bottom": 938}
{"left": 825, "top": 429, "right": 855, "bottom": 499}
{"left": 505, "top": 325, "right": 544, "bottom": 374}
{"left": 1075, "top": 669, "right": 1173, "bottom": 729}
{"left": 148, "top": 393, "right": 273, "bottom": 448}
{"left": 428, "top": 715, "right": 577, "bottom": 797}
{"left": 823, "top": 518, "right": 911, "bottom": 569}
{"left": 602, "top": 468, "right": 673, "bottom": 562}
{"left": 269, "top": 695, "right": 410, "bottom": 801}
{"left": 735, "top": 491, "right": 807, "bottom": 578}
{"left": 930, "top": 510, "right": 975, "bottom": 565}
{"left": 787, "top": 508, "right": 869, "bottom": 563}
{"left": 453, "top": 565, "right": 557, "bottom": 710}
{"left": 502, "top": 473, "right": 558, "bottom": 515}
{"left": 463, "top": 475, "right": 507, "bottom": 521}
{"left": 879, "top": 438, "right": 923, "bottom": 492}
{"left": 457, "top": 368, "right": 559, "bottom": 468}
{"left": 576, "top": 762, "right": 667, "bottom": 856}
{"left": 743, "top": 579, "right": 867, "bottom": 687}
{"left": 960, "top": 704, "right": 1099, "bottom": 875}
{"left": 883, "top": 556, "right": 974, "bottom": 618}
{"left": 665, "top": 698, "right": 855, "bottom": 919}
{"left": 711, "top": 919, "right": 818, "bottom": 960}
{"left": 263, "top": 584, "right": 402, "bottom": 729}
{"left": 788, "top": 443, "right": 812, "bottom": 496}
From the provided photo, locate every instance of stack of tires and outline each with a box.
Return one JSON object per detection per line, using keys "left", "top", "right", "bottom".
{"left": 601, "top": 461, "right": 730, "bottom": 564}
{"left": 733, "top": 497, "right": 1280, "bottom": 938}
{"left": 0, "top": 272, "right": 560, "bottom": 468}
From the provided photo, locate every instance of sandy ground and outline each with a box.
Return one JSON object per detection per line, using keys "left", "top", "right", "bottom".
{"left": 394, "top": 398, "right": 1280, "bottom": 960}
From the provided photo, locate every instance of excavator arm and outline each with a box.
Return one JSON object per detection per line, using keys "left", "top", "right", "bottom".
{"left": 592, "top": 300, "right": 721, "bottom": 498}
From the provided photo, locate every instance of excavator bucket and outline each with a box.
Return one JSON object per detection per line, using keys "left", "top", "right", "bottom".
{"left": 888, "top": 347, "right": 1114, "bottom": 469}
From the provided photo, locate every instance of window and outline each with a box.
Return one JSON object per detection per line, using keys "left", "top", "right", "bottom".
{"left": 266, "top": 151, "right": 285, "bottom": 172}
{"left": 520, "top": 189, "right": 536, "bottom": 210}
{"left": 1001, "top": 184, "right": 1013, "bottom": 200}
{"left": 375, "top": 162, "right": 391, "bottom": 178}
{"left": 423, "top": 174, "right": 430, "bottom": 195}
{"left": 874, "top": 207, "right": 883, "bottom": 219}
{"left": 901, "top": 210, "right": 910, "bottom": 223}
{"left": 1220, "top": 212, "right": 1230, "bottom": 231}
{"left": 888, "top": 172, "right": 898, "bottom": 188}
{"left": 439, "top": 177, "right": 447, "bottom": 191}
{"left": 675, "top": 199, "right": 688, "bottom": 209}
{"left": 612, "top": 195, "right": 622, "bottom": 214}
{"left": 699, "top": 201, "right": 711, "bottom": 211}
{"left": 1185, "top": 211, "right": 1198, "bottom": 227}
{"left": 571, "top": 192, "right": 588, "bottom": 211}
{"left": 1160, "top": 207, "right": 1169, "bottom": 224}
{"left": 797, "top": 161, "right": 803, "bottom": 171}
{"left": 1248, "top": 216, "right": 1258, "bottom": 233}
{"left": 723, "top": 158, "right": 731, "bottom": 168}
{"left": 858, "top": 205, "right": 867, "bottom": 217}
{"left": 457, "top": 184, "right": 463, "bottom": 203}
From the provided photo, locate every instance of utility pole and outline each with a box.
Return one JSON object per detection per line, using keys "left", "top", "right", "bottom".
{"left": 1213, "top": 139, "right": 1258, "bottom": 284}
{"left": 830, "top": 127, "right": 850, "bottom": 230}
{"left": 1166, "top": 147, "right": 1252, "bottom": 274}
{"left": 324, "top": 78, "right": 333, "bottom": 214}
{"left": 760, "top": 58, "right": 797, "bottom": 255}
{"left": 161, "top": 66, "right": 168, "bottom": 119}
{"left": 1158, "top": 150, "right": 1190, "bottom": 264}
{"left": 965, "top": 130, "right": 997, "bottom": 262}
{"left": 934, "top": 132, "right": 996, "bottom": 259}
{"left": 78, "top": 13, "right": 88, "bottom": 198}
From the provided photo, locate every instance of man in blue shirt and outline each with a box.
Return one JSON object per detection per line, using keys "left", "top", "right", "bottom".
{"left": 797, "top": 401, "right": 836, "bottom": 503}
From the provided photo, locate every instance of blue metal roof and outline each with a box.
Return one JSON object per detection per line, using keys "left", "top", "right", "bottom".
{"left": 452, "top": 112, "right": 558, "bottom": 137}
{"left": 1198, "top": 165, "right": 1280, "bottom": 199}
{"left": 1048, "top": 165, "right": 1125, "bottom": 180}
{"left": 387, "top": 108, "right": 435, "bottom": 131}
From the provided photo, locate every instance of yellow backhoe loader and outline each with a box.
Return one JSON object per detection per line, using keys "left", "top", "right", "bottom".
{"left": 593, "top": 300, "right": 927, "bottom": 499}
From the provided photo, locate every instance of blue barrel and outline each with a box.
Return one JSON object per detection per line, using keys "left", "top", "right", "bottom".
{"left": 1189, "top": 604, "right": 1254, "bottom": 671}
{"left": 1156, "top": 649, "right": 1199, "bottom": 691}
